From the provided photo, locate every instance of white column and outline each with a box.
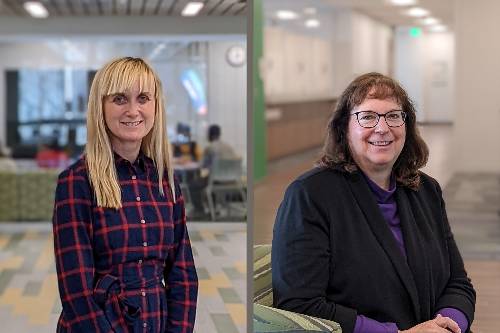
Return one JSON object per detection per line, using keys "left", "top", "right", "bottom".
{"left": 454, "top": 0, "right": 500, "bottom": 172}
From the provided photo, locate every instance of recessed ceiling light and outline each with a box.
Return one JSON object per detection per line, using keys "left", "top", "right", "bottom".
{"left": 389, "top": 0, "right": 418, "bottom": 6}
{"left": 421, "top": 17, "right": 440, "bottom": 25}
{"left": 428, "top": 24, "right": 447, "bottom": 32}
{"left": 405, "top": 7, "right": 430, "bottom": 17}
{"left": 23, "top": 1, "right": 49, "bottom": 18}
{"left": 276, "top": 10, "right": 299, "bottom": 20}
{"left": 181, "top": 2, "right": 204, "bottom": 16}
{"left": 305, "top": 19, "right": 320, "bottom": 28}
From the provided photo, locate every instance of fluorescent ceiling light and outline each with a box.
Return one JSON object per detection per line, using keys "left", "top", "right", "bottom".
{"left": 23, "top": 1, "right": 49, "bottom": 18}
{"left": 305, "top": 19, "right": 320, "bottom": 28}
{"left": 428, "top": 24, "right": 447, "bottom": 32}
{"left": 276, "top": 10, "right": 299, "bottom": 20}
{"left": 421, "top": 17, "right": 439, "bottom": 25}
{"left": 389, "top": 0, "right": 417, "bottom": 6}
{"left": 405, "top": 7, "right": 429, "bottom": 17}
{"left": 181, "top": 2, "right": 204, "bottom": 16}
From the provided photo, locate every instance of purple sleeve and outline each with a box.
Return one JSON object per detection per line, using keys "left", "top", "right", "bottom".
{"left": 437, "top": 308, "right": 469, "bottom": 332}
{"left": 354, "top": 315, "right": 399, "bottom": 333}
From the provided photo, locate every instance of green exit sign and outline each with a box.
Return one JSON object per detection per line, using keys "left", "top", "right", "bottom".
{"left": 409, "top": 27, "right": 422, "bottom": 38}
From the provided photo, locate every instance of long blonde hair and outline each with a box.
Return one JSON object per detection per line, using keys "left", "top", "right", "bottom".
{"left": 85, "top": 57, "right": 175, "bottom": 208}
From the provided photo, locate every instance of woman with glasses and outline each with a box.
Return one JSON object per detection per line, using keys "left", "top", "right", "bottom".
{"left": 52, "top": 57, "right": 198, "bottom": 332}
{"left": 272, "top": 73, "right": 475, "bottom": 333}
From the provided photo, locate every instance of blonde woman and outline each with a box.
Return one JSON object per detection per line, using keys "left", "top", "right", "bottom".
{"left": 52, "top": 57, "right": 198, "bottom": 333}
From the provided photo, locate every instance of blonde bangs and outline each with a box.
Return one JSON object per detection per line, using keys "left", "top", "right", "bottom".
{"left": 85, "top": 57, "right": 175, "bottom": 209}
{"left": 102, "top": 62, "right": 157, "bottom": 98}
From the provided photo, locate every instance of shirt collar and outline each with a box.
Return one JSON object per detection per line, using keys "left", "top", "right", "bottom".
{"left": 113, "top": 150, "right": 147, "bottom": 172}
{"left": 361, "top": 171, "right": 396, "bottom": 204}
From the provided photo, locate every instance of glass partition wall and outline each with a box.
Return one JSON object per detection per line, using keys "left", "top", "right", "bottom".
{"left": 4, "top": 40, "right": 209, "bottom": 159}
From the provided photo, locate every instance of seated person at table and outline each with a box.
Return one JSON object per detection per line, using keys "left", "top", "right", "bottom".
{"left": 189, "top": 124, "right": 238, "bottom": 217}
{"left": 201, "top": 124, "right": 237, "bottom": 172}
{"left": 173, "top": 123, "right": 199, "bottom": 162}
{"left": 173, "top": 141, "right": 199, "bottom": 163}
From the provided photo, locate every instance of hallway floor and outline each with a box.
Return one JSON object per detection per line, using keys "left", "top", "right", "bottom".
{"left": 0, "top": 222, "right": 246, "bottom": 333}
{"left": 254, "top": 124, "right": 500, "bottom": 332}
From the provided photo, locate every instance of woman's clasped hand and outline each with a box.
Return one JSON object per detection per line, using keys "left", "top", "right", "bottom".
{"left": 400, "top": 315, "right": 461, "bottom": 333}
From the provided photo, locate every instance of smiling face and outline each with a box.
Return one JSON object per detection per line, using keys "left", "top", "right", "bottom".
{"left": 347, "top": 97, "right": 406, "bottom": 176}
{"left": 103, "top": 81, "right": 155, "bottom": 154}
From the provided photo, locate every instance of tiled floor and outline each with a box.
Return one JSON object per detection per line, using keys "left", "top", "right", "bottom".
{"left": 442, "top": 173, "right": 500, "bottom": 333}
{"left": 0, "top": 222, "right": 246, "bottom": 333}
{"left": 254, "top": 124, "right": 500, "bottom": 333}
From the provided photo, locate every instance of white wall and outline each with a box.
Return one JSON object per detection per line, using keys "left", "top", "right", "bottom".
{"left": 394, "top": 28, "right": 454, "bottom": 123}
{"left": 331, "top": 9, "right": 392, "bottom": 96}
{"left": 262, "top": 9, "right": 392, "bottom": 101}
{"left": 261, "top": 27, "right": 334, "bottom": 103}
{"left": 330, "top": 9, "right": 352, "bottom": 97}
{"left": 454, "top": 0, "right": 500, "bottom": 172}
{"left": 423, "top": 32, "right": 455, "bottom": 123}
{"left": 207, "top": 41, "right": 247, "bottom": 166}
{"left": 351, "top": 12, "right": 391, "bottom": 77}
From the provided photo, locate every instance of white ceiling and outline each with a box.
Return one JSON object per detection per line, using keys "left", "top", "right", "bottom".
{"left": 0, "top": 0, "right": 247, "bottom": 17}
{"left": 264, "top": 0, "right": 455, "bottom": 29}
{"left": 0, "top": 0, "right": 247, "bottom": 39}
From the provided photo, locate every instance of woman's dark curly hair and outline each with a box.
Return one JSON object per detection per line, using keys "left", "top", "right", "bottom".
{"left": 317, "top": 72, "right": 429, "bottom": 190}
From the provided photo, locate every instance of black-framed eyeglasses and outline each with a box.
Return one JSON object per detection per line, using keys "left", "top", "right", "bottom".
{"left": 351, "top": 110, "right": 407, "bottom": 128}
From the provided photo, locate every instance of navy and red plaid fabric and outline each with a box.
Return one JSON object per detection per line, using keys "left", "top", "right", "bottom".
{"left": 52, "top": 152, "right": 198, "bottom": 333}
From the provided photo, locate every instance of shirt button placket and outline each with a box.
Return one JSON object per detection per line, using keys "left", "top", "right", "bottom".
{"left": 136, "top": 176, "right": 147, "bottom": 327}
{"left": 141, "top": 287, "right": 147, "bottom": 331}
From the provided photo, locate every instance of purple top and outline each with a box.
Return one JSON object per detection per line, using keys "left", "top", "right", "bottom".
{"left": 364, "top": 174, "right": 406, "bottom": 259}
{"left": 353, "top": 174, "right": 469, "bottom": 333}
{"left": 436, "top": 308, "right": 469, "bottom": 333}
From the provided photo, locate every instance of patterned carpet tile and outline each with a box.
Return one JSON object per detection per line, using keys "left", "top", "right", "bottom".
{"left": 0, "top": 222, "right": 246, "bottom": 333}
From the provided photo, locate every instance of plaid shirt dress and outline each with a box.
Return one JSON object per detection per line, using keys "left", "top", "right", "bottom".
{"left": 52, "top": 152, "right": 198, "bottom": 333}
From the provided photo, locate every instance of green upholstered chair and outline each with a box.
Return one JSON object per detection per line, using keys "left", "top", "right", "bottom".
{"left": 17, "top": 170, "right": 58, "bottom": 221}
{"left": 253, "top": 244, "right": 342, "bottom": 333}
{"left": 0, "top": 172, "right": 20, "bottom": 221}
{"left": 0, "top": 170, "right": 59, "bottom": 221}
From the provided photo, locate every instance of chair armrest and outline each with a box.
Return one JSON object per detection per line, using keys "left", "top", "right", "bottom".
{"left": 253, "top": 303, "right": 342, "bottom": 333}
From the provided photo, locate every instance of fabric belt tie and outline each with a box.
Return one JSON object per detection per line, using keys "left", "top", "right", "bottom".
{"left": 94, "top": 274, "right": 162, "bottom": 327}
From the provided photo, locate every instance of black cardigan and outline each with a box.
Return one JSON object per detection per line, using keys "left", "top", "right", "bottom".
{"left": 272, "top": 167, "right": 475, "bottom": 333}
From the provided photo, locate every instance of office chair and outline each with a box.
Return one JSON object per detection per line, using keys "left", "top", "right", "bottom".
{"left": 205, "top": 157, "right": 246, "bottom": 221}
